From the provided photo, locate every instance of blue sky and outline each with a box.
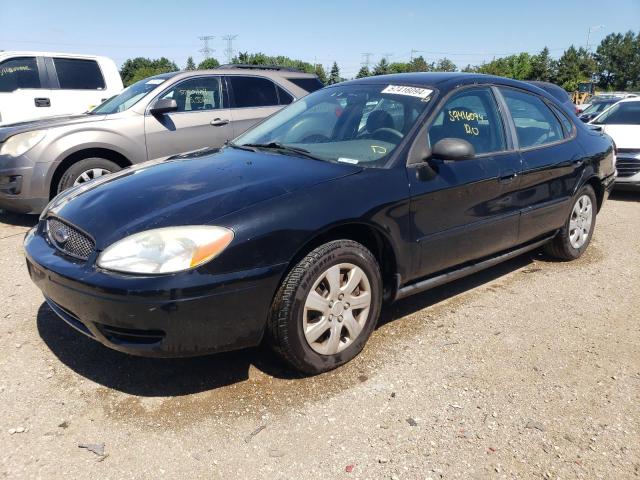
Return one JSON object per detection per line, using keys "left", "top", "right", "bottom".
{"left": 1, "top": 0, "right": 638, "bottom": 78}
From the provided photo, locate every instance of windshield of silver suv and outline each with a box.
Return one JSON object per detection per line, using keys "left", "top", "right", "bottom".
{"left": 233, "top": 83, "right": 434, "bottom": 168}
{"left": 90, "top": 73, "right": 176, "bottom": 114}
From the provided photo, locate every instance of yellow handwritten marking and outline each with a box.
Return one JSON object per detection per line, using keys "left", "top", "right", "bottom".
{"left": 464, "top": 123, "right": 480, "bottom": 136}
{"left": 448, "top": 110, "right": 485, "bottom": 122}
{"left": 371, "top": 145, "right": 387, "bottom": 154}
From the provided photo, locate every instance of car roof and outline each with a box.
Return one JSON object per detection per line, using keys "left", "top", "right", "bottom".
{"left": 617, "top": 96, "right": 640, "bottom": 103}
{"left": 341, "top": 72, "right": 546, "bottom": 90}
{"left": 0, "top": 50, "right": 110, "bottom": 61}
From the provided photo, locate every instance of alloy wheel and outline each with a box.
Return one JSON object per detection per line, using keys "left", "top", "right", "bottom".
{"left": 73, "top": 168, "right": 112, "bottom": 186}
{"left": 569, "top": 194, "right": 593, "bottom": 249}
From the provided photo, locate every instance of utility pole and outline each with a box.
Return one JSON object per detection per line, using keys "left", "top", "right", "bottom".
{"left": 222, "top": 34, "right": 238, "bottom": 64}
{"left": 198, "top": 35, "right": 215, "bottom": 59}
{"left": 410, "top": 49, "right": 421, "bottom": 61}
{"left": 586, "top": 25, "right": 605, "bottom": 51}
{"left": 361, "top": 52, "right": 373, "bottom": 69}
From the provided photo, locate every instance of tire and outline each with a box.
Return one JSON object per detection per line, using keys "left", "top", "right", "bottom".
{"left": 267, "top": 240, "right": 382, "bottom": 375}
{"left": 57, "top": 158, "right": 121, "bottom": 194}
{"left": 544, "top": 184, "right": 597, "bottom": 260}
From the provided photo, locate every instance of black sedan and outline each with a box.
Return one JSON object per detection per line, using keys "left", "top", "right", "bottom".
{"left": 25, "top": 73, "right": 616, "bottom": 374}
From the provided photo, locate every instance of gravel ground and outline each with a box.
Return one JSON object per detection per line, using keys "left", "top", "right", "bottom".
{"left": 1, "top": 193, "right": 639, "bottom": 480}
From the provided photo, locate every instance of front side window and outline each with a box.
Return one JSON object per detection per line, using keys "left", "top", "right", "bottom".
{"left": 428, "top": 87, "right": 506, "bottom": 155}
{"left": 501, "top": 88, "right": 564, "bottom": 149}
{"left": 593, "top": 101, "right": 640, "bottom": 125}
{"left": 159, "top": 76, "right": 224, "bottom": 112}
{"left": 234, "top": 83, "right": 433, "bottom": 168}
{"left": 0, "top": 57, "right": 40, "bottom": 92}
{"left": 228, "top": 76, "right": 280, "bottom": 108}
{"left": 582, "top": 100, "right": 617, "bottom": 116}
{"left": 53, "top": 58, "right": 105, "bottom": 90}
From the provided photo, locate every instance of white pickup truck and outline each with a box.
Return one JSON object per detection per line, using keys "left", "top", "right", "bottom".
{"left": 0, "top": 51, "right": 123, "bottom": 125}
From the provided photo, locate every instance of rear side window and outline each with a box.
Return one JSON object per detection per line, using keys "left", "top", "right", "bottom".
{"left": 286, "top": 77, "right": 324, "bottom": 93}
{"left": 276, "top": 85, "right": 293, "bottom": 105}
{"left": 53, "top": 58, "right": 105, "bottom": 90}
{"left": 228, "top": 76, "right": 279, "bottom": 108}
{"left": 0, "top": 57, "right": 41, "bottom": 92}
{"left": 428, "top": 87, "right": 506, "bottom": 155}
{"left": 549, "top": 104, "right": 574, "bottom": 137}
{"left": 500, "top": 88, "right": 564, "bottom": 149}
{"left": 594, "top": 101, "right": 640, "bottom": 125}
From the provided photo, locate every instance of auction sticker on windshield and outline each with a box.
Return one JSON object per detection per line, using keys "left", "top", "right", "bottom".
{"left": 382, "top": 85, "right": 433, "bottom": 99}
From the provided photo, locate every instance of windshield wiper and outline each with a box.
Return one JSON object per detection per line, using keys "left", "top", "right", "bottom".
{"left": 242, "top": 142, "right": 324, "bottom": 161}
{"left": 225, "top": 142, "right": 258, "bottom": 152}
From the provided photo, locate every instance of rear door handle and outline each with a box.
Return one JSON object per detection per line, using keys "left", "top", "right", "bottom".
{"left": 210, "top": 118, "right": 229, "bottom": 126}
{"left": 499, "top": 170, "right": 518, "bottom": 183}
{"left": 34, "top": 97, "right": 51, "bottom": 107}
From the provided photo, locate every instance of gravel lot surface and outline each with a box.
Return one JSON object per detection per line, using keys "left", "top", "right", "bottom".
{"left": 1, "top": 193, "right": 639, "bottom": 479}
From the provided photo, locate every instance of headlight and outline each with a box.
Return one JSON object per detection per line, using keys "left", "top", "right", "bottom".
{"left": 0, "top": 130, "right": 46, "bottom": 157}
{"left": 97, "top": 226, "right": 234, "bottom": 274}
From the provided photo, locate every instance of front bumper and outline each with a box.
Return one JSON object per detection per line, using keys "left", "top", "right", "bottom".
{"left": 24, "top": 225, "right": 286, "bottom": 357}
{"left": 614, "top": 153, "right": 640, "bottom": 190}
{"left": 0, "top": 152, "right": 52, "bottom": 214}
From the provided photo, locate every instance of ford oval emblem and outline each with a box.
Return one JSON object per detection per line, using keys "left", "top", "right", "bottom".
{"left": 52, "top": 227, "right": 69, "bottom": 244}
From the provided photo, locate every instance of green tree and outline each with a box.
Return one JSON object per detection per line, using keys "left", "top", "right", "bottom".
{"left": 596, "top": 31, "right": 640, "bottom": 90}
{"left": 372, "top": 58, "right": 390, "bottom": 76}
{"left": 389, "top": 62, "right": 410, "bottom": 74}
{"left": 356, "top": 66, "right": 370, "bottom": 78}
{"left": 328, "top": 62, "right": 341, "bottom": 84}
{"left": 198, "top": 58, "right": 220, "bottom": 70}
{"left": 231, "top": 51, "right": 316, "bottom": 74}
{"left": 408, "top": 55, "right": 432, "bottom": 72}
{"left": 314, "top": 64, "right": 327, "bottom": 84}
{"left": 434, "top": 58, "right": 457, "bottom": 72}
{"left": 530, "top": 47, "right": 555, "bottom": 81}
{"left": 120, "top": 57, "right": 179, "bottom": 86}
{"left": 555, "top": 45, "right": 595, "bottom": 91}
{"left": 185, "top": 56, "right": 196, "bottom": 70}
{"left": 461, "top": 64, "right": 477, "bottom": 73}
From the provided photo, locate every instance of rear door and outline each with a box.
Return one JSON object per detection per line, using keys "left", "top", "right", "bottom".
{"left": 497, "top": 87, "right": 580, "bottom": 243}
{"left": 144, "top": 75, "right": 234, "bottom": 159}
{"left": 226, "top": 75, "right": 294, "bottom": 136}
{"left": 0, "top": 55, "right": 50, "bottom": 125}
{"left": 409, "top": 86, "right": 523, "bottom": 279}
{"left": 46, "top": 57, "right": 110, "bottom": 115}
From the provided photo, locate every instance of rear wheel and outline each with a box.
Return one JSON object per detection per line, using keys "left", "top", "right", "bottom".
{"left": 267, "top": 240, "right": 382, "bottom": 374}
{"left": 544, "top": 184, "right": 597, "bottom": 260}
{"left": 57, "top": 158, "right": 121, "bottom": 194}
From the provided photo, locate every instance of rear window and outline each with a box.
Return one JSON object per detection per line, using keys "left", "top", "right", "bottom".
{"left": 286, "top": 77, "right": 324, "bottom": 93}
{"left": 53, "top": 58, "right": 105, "bottom": 90}
{"left": 228, "top": 76, "right": 279, "bottom": 108}
{"left": 0, "top": 57, "right": 41, "bottom": 92}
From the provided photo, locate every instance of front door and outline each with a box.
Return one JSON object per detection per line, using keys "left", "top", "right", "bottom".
{"left": 409, "top": 86, "right": 523, "bottom": 280}
{"left": 144, "top": 75, "right": 233, "bottom": 160}
{"left": 0, "top": 56, "right": 51, "bottom": 125}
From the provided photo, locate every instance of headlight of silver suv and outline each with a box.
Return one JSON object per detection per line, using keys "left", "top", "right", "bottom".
{"left": 0, "top": 130, "right": 46, "bottom": 157}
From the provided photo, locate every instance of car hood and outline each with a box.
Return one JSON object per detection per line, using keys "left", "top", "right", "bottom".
{"left": 600, "top": 125, "right": 639, "bottom": 150}
{"left": 47, "top": 147, "right": 362, "bottom": 249}
{"left": 0, "top": 114, "right": 106, "bottom": 142}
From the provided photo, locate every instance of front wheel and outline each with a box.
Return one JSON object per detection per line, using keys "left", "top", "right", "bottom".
{"left": 544, "top": 184, "right": 597, "bottom": 260}
{"left": 57, "top": 158, "right": 121, "bottom": 194}
{"left": 267, "top": 240, "right": 382, "bottom": 374}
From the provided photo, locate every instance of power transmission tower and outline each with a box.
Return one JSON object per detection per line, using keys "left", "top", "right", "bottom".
{"left": 222, "top": 34, "right": 238, "bottom": 63}
{"left": 382, "top": 52, "right": 394, "bottom": 61}
{"left": 410, "top": 49, "right": 421, "bottom": 61}
{"left": 198, "top": 35, "right": 215, "bottom": 59}
{"left": 361, "top": 52, "right": 373, "bottom": 68}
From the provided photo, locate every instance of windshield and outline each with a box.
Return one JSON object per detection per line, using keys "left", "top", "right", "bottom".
{"left": 234, "top": 83, "right": 434, "bottom": 168}
{"left": 583, "top": 100, "right": 616, "bottom": 116}
{"left": 593, "top": 101, "right": 640, "bottom": 125}
{"left": 91, "top": 75, "right": 172, "bottom": 114}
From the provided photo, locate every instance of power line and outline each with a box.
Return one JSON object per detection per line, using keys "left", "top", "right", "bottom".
{"left": 222, "top": 34, "right": 238, "bottom": 63}
{"left": 198, "top": 35, "right": 215, "bottom": 59}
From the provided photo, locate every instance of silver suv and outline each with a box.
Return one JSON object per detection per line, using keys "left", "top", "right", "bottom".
{"left": 0, "top": 65, "right": 323, "bottom": 214}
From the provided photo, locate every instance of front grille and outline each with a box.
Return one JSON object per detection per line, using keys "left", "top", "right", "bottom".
{"left": 616, "top": 156, "right": 640, "bottom": 178}
{"left": 46, "top": 217, "right": 95, "bottom": 260}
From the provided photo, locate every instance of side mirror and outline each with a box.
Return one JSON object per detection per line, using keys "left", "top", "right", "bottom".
{"left": 431, "top": 138, "right": 476, "bottom": 161}
{"left": 149, "top": 98, "right": 178, "bottom": 115}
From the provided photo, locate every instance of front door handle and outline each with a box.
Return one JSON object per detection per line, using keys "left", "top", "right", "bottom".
{"left": 210, "top": 118, "right": 229, "bottom": 127}
{"left": 499, "top": 170, "right": 518, "bottom": 183}
{"left": 34, "top": 97, "right": 51, "bottom": 107}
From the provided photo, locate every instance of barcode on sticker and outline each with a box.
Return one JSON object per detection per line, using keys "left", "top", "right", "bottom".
{"left": 338, "top": 157, "right": 359, "bottom": 164}
{"left": 381, "top": 85, "right": 433, "bottom": 99}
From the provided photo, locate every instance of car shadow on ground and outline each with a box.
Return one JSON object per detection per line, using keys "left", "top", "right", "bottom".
{"left": 609, "top": 190, "right": 640, "bottom": 202}
{"left": 37, "top": 253, "right": 536, "bottom": 397}
{"left": 0, "top": 210, "right": 39, "bottom": 228}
